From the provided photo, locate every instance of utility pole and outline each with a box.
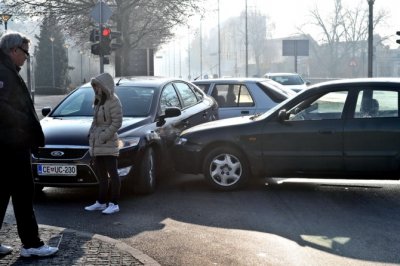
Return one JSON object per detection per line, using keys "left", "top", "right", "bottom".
{"left": 367, "top": 0, "right": 375, "bottom": 77}
{"left": 200, "top": 16, "right": 203, "bottom": 79}
{"left": 217, "top": 0, "right": 221, "bottom": 78}
{"left": 245, "top": 0, "right": 248, "bottom": 77}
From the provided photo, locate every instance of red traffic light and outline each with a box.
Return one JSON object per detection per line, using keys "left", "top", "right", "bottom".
{"left": 102, "top": 27, "right": 111, "bottom": 37}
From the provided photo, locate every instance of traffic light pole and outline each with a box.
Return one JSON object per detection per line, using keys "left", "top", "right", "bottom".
{"left": 99, "top": 2, "right": 104, "bottom": 74}
{"left": 99, "top": 23, "right": 104, "bottom": 74}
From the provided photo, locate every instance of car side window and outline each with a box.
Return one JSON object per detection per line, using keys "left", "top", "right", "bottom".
{"left": 354, "top": 89, "right": 398, "bottom": 118}
{"left": 175, "top": 82, "right": 198, "bottom": 108}
{"left": 191, "top": 85, "right": 204, "bottom": 101}
{"left": 160, "top": 84, "right": 181, "bottom": 113}
{"left": 289, "top": 91, "right": 348, "bottom": 121}
{"left": 212, "top": 84, "right": 254, "bottom": 108}
{"left": 195, "top": 83, "right": 209, "bottom": 94}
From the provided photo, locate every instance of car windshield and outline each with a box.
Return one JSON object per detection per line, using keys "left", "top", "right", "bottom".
{"left": 270, "top": 75, "right": 304, "bottom": 86}
{"left": 51, "top": 86, "right": 155, "bottom": 117}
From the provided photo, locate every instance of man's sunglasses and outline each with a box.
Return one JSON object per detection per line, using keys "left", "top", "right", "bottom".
{"left": 18, "top": 47, "right": 30, "bottom": 57}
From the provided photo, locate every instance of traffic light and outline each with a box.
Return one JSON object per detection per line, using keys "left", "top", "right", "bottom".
{"left": 91, "top": 43, "right": 101, "bottom": 55}
{"left": 90, "top": 27, "right": 121, "bottom": 55}
{"left": 397, "top": 31, "right": 400, "bottom": 44}
{"left": 100, "top": 27, "right": 111, "bottom": 55}
{"left": 89, "top": 29, "right": 99, "bottom": 42}
{"left": 110, "top": 31, "right": 122, "bottom": 51}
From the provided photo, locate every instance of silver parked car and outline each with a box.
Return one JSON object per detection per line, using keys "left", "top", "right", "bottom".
{"left": 193, "top": 78, "right": 295, "bottom": 119}
{"left": 263, "top": 72, "right": 310, "bottom": 92}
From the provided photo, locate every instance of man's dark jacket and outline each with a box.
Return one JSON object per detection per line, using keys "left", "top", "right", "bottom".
{"left": 0, "top": 49, "right": 44, "bottom": 150}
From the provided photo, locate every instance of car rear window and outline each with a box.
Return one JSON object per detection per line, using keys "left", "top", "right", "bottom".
{"left": 257, "top": 82, "right": 288, "bottom": 103}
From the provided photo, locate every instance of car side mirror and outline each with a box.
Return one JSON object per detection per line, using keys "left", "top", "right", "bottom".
{"left": 164, "top": 107, "right": 181, "bottom": 118}
{"left": 305, "top": 81, "right": 311, "bottom": 86}
{"left": 278, "top": 109, "right": 288, "bottom": 121}
{"left": 156, "top": 107, "right": 181, "bottom": 127}
{"left": 42, "top": 107, "right": 52, "bottom": 117}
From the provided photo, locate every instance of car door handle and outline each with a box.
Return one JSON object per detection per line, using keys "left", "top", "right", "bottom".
{"left": 318, "top": 129, "right": 335, "bottom": 134}
{"left": 241, "top": 110, "right": 250, "bottom": 114}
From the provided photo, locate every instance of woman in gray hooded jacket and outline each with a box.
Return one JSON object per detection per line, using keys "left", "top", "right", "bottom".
{"left": 84, "top": 72, "right": 123, "bottom": 214}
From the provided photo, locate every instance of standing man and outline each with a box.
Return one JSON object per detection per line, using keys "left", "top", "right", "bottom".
{"left": 0, "top": 31, "right": 59, "bottom": 257}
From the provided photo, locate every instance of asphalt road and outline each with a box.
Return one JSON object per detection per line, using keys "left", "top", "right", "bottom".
{"left": 5, "top": 94, "right": 400, "bottom": 265}
{"left": 6, "top": 175, "right": 400, "bottom": 266}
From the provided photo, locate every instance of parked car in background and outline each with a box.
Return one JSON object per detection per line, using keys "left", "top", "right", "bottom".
{"left": 193, "top": 77, "right": 295, "bottom": 119}
{"left": 263, "top": 72, "right": 310, "bottom": 92}
{"left": 174, "top": 78, "right": 400, "bottom": 191}
{"left": 32, "top": 77, "right": 218, "bottom": 195}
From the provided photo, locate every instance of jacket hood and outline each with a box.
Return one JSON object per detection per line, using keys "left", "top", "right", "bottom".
{"left": 91, "top": 72, "right": 115, "bottom": 98}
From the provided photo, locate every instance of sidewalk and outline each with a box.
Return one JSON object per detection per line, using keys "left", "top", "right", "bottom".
{"left": 0, "top": 223, "right": 160, "bottom": 265}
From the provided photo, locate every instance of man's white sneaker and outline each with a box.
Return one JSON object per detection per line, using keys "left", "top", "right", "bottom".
{"left": 0, "top": 244, "right": 13, "bottom": 255}
{"left": 20, "top": 245, "right": 58, "bottom": 257}
{"left": 102, "top": 203, "right": 119, "bottom": 214}
{"left": 84, "top": 201, "right": 107, "bottom": 211}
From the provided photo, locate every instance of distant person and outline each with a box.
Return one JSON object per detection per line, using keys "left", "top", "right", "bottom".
{"left": 85, "top": 72, "right": 123, "bottom": 215}
{"left": 0, "top": 31, "right": 59, "bottom": 257}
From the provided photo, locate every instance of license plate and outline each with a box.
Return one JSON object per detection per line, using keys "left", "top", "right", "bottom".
{"left": 37, "top": 164, "right": 77, "bottom": 176}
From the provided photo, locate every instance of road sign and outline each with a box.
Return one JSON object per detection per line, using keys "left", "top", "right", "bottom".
{"left": 282, "top": 40, "right": 309, "bottom": 56}
{"left": 90, "top": 1, "right": 112, "bottom": 23}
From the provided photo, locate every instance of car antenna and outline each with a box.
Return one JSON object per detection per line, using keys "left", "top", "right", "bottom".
{"left": 116, "top": 78, "right": 122, "bottom": 86}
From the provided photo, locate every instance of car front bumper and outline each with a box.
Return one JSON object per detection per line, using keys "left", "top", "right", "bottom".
{"left": 31, "top": 145, "right": 139, "bottom": 187}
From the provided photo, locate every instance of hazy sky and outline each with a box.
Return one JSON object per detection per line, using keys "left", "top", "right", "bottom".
{"left": 199, "top": 0, "right": 399, "bottom": 48}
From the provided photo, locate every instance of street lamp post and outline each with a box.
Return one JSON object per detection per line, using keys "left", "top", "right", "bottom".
{"left": 49, "top": 36, "right": 55, "bottom": 89}
{"left": 0, "top": 14, "right": 12, "bottom": 31}
{"left": 367, "top": 0, "right": 375, "bottom": 78}
{"left": 63, "top": 43, "right": 69, "bottom": 68}
{"left": 80, "top": 51, "right": 83, "bottom": 84}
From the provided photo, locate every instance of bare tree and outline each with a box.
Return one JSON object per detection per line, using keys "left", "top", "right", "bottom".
{"left": 2, "top": 0, "right": 204, "bottom": 75}
{"left": 302, "top": 0, "right": 388, "bottom": 78}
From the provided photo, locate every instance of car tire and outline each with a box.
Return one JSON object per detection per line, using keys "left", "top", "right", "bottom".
{"left": 203, "top": 146, "right": 250, "bottom": 191}
{"left": 134, "top": 147, "right": 156, "bottom": 194}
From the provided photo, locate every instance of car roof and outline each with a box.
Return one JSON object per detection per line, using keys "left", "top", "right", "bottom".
{"left": 264, "top": 73, "right": 302, "bottom": 77}
{"left": 309, "top": 77, "right": 400, "bottom": 88}
{"left": 81, "top": 76, "right": 188, "bottom": 88}
{"left": 193, "top": 77, "right": 275, "bottom": 83}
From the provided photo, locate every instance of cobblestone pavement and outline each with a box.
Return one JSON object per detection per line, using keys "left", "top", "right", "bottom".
{"left": 0, "top": 223, "right": 160, "bottom": 266}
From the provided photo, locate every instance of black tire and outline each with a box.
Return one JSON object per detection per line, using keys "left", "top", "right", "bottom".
{"left": 134, "top": 147, "right": 157, "bottom": 194}
{"left": 203, "top": 146, "right": 250, "bottom": 191}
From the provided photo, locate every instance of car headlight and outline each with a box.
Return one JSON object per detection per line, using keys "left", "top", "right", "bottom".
{"left": 118, "top": 137, "right": 140, "bottom": 149}
{"left": 175, "top": 137, "right": 187, "bottom": 145}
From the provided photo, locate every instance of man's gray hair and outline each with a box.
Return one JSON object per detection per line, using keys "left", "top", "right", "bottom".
{"left": 0, "top": 31, "right": 30, "bottom": 55}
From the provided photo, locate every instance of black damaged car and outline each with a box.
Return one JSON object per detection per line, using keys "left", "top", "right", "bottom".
{"left": 32, "top": 76, "right": 218, "bottom": 194}
{"left": 173, "top": 78, "right": 400, "bottom": 191}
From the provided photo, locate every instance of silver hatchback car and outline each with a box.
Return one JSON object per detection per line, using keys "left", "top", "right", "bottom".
{"left": 193, "top": 78, "right": 295, "bottom": 119}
